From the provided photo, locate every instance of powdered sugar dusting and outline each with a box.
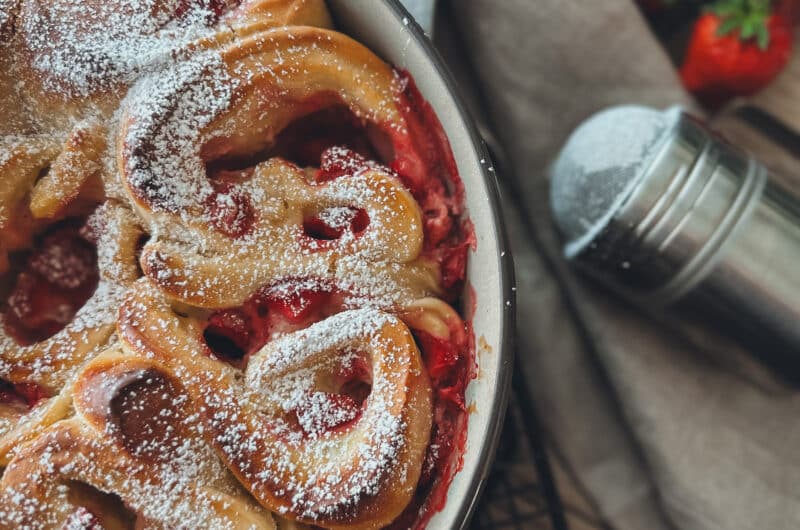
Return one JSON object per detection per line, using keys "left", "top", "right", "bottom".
{"left": 29, "top": 238, "right": 94, "bottom": 289}
{"left": 0, "top": 417, "right": 265, "bottom": 529}
{"left": 316, "top": 206, "right": 359, "bottom": 232}
{"left": 123, "top": 49, "right": 236, "bottom": 216}
{"left": 139, "top": 153, "right": 434, "bottom": 310}
{"left": 0, "top": 2, "right": 472, "bottom": 527}
{"left": 295, "top": 390, "right": 359, "bottom": 435}
{"left": 0, "top": 204, "right": 135, "bottom": 384}
{"left": 237, "top": 309, "right": 413, "bottom": 520}
{"left": 551, "top": 105, "right": 675, "bottom": 254}
{"left": 19, "top": 0, "right": 229, "bottom": 99}
{"left": 0, "top": 135, "right": 55, "bottom": 224}
{"left": 63, "top": 507, "right": 102, "bottom": 530}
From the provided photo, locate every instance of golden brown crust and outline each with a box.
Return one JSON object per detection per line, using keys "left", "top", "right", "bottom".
{"left": 116, "top": 279, "right": 432, "bottom": 529}
{"left": 28, "top": 122, "right": 107, "bottom": 220}
{"left": 7, "top": 0, "right": 332, "bottom": 129}
{"left": 0, "top": 135, "right": 61, "bottom": 272}
{"left": 227, "top": 0, "right": 333, "bottom": 28}
{"left": 0, "top": 121, "right": 115, "bottom": 275}
{"left": 118, "top": 25, "right": 441, "bottom": 309}
{"left": 0, "top": 350, "right": 276, "bottom": 529}
{"left": 0, "top": 202, "right": 143, "bottom": 464}
{"left": 0, "top": 2, "right": 466, "bottom": 528}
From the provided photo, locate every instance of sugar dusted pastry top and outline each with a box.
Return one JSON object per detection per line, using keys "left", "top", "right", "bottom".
{"left": 0, "top": 2, "right": 475, "bottom": 529}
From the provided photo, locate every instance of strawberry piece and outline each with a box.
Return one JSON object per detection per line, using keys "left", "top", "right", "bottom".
{"left": 0, "top": 381, "right": 26, "bottom": 407}
{"left": 317, "top": 147, "right": 375, "bottom": 182}
{"left": 203, "top": 285, "right": 336, "bottom": 366}
{"left": 173, "top": 0, "right": 237, "bottom": 22}
{"left": 269, "top": 289, "right": 329, "bottom": 322}
{"left": 0, "top": 380, "right": 50, "bottom": 408}
{"left": 302, "top": 216, "right": 346, "bottom": 241}
{"left": 29, "top": 234, "right": 95, "bottom": 289}
{"left": 680, "top": 0, "right": 794, "bottom": 108}
{"left": 204, "top": 308, "right": 253, "bottom": 363}
{"left": 440, "top": 239, "right": 470, "bottom": 292}
{"left": 4, "top": 224, "right": 99, "bottom": 346}
{"left": 13, "top": 382, "right": 50, "bottom": 407}
{"left": 302, "top": 207, "right": 370, "bottom": 242}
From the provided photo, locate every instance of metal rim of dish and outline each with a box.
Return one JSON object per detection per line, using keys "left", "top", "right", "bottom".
{"left": 374, "top": 1, "right": 516, "bottom": 528}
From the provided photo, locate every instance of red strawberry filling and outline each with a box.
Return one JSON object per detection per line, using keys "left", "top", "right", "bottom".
{"left": 172, "top": 0, "right": 240, "bottom": 23}
{"left": 198, "top": 70, "right": 475, "bottom": 530}
{"left": 414, "top": 331, "right": 470, "bottom": 483}
{"left": 0, "top": 380, "right": 50, "bottom": 409}
{"left": 302, "top": 207, "right": 369, "bottom": 242}
{"left": 61, "top": 484, "right": 138, "bottom": 530}
{"left": 272, "top": 105, "right": 391, "bottom": 169}
{"left": 3, "top": 220, "right": 99, "bottom": 346}
{"left": 203, "top": 286, "right": 338, "bottom": 367}
{"left": 205, "top": 181, "right": 254, "bottom": 238}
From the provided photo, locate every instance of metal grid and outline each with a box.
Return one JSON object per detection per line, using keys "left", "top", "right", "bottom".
{"left": 470, "top": 392, "right": 556, "bottom": 529}
{"left": 471, "top": 359, "right": 580, "bottom": 530}
{"left": 469, "top": 367, "right": 608, "bottom": 530}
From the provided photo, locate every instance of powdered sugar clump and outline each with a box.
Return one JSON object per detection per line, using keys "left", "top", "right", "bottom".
{"left": 316, "top": 206, "right": 359, "bottom": 232}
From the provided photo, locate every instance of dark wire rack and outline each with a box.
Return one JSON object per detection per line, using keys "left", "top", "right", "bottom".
{"left": 469, "top": 363, "right": 568, "bottom": 530}
{"left": 469, "top": 403, "right": 553, "bottom": 529}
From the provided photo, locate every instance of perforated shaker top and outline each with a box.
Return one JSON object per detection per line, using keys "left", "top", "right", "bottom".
{"left": 550, "top": 105, "right": 677, "bottom": 256}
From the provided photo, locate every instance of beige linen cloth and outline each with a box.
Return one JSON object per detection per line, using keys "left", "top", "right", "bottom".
{"left": 429, "top": 1, "right": 800, "bottom": 529}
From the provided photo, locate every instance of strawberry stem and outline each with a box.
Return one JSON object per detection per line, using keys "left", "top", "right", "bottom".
{"left": 708, "top": 0, "right": 774, "bottom": 49}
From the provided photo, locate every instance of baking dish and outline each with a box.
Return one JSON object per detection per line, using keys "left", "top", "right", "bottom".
{"left": 326, "top": 1, "right": 515, "bottom": 527}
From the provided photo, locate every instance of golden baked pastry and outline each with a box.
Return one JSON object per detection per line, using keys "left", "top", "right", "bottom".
{"left": 0, "top": 202, "right": 142, "bottom": 465}
{"left": 0, "top": 1, "right": 474, "bottom": 528}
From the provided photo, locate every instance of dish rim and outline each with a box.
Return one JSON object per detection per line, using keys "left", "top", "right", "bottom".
{"left": 371, "top": 1, "right": 517, "bottom": 527}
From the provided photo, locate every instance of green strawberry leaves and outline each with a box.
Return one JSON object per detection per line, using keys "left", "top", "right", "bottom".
{"left": 709, "top": 0, "right": 773, "bottom": 49}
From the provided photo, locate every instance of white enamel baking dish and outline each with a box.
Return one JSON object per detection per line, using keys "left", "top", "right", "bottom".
{"left": 325, "top": 1, "right": 515, "bottom": 528}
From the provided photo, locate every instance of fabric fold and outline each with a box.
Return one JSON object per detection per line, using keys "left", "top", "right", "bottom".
{"left": 441, "top": 1, "right": 800, "bottom": 529}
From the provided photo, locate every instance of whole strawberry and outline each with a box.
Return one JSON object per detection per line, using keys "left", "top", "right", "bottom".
{"left": 680, "top": 0, "right": 794, "bottom": 107}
